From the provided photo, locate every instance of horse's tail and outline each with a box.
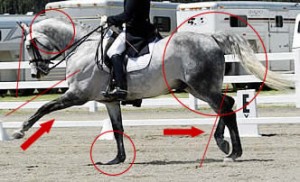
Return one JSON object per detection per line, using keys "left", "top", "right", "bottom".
{"left": 211, "top": 32, "right": 293, "bottom": 90}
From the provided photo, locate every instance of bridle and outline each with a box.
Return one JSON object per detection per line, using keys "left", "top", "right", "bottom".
{"left": 27, "top": 24, "right": 108, "bottom": 76}
{"left": 28, "top": 38, "right": 60, "bottom": 75}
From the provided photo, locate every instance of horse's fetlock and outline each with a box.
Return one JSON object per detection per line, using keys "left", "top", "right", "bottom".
{"left": 21, "top": 121, "right": 30, "bottom": 131}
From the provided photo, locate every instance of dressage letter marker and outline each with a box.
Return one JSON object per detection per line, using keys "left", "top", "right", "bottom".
{"left": 21, "top": 119, "right": 55, "bottom": 151}
{"left": 237, "top": 89, "right": 257, "bottom": 119}
{"left": 163, "top": 126, "right": 204, "bottom": 137}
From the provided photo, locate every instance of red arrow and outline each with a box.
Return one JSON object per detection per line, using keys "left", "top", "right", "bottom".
{"left": 163, "top": 126, "right": 204, "bottom": 137}
{"left": 21, "top": 119, "right": 55, "bottom": 151}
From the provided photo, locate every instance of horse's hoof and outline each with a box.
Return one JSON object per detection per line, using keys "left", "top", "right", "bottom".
{"left": 105, "top": 155, "right": 126, "bottom": 165}
{"left": 223, "top": 157, "right": 236, "bottom": 163}
{"left": 224, "top": 151, "right": 241, "bottom": 162}
{"left": 219, "top": 140, "right": 230, "bottom": 155}
{"left": 12, "top": 130, "right": 25, "bottom": 139}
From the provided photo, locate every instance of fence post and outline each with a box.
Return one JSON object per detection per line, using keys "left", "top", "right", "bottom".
{"left": 0, "top": 122, "right": 11, "bottom": 141}
{"left": 293, "top": 49, "right": 300, "bottom": 108}
{"left": 189, "top": 94, "right": 198, "bottom": 110}
{"left": 89, "top": 101, "right": 98, "bottom": 112}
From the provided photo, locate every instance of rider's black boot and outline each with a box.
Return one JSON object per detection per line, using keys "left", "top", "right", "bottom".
{"left": 107, "top": 54, "right": 127, "bottom": 100}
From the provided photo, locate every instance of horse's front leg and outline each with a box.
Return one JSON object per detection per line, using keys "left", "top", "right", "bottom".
{"left": 103, "top": 102, "right": 126, "bottom": 165}
{"left": 12, "top": 92, "right": 87, "bottom": 139}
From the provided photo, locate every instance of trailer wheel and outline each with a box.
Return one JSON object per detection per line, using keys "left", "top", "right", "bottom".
{"left": 59, "top": 88, "right": 68, "bottom": 93}
{"left": 0, "top": 90, "right": 7, "bottom": 97}
{"left": 37, "top": 88, "right": 59, "bottom": 94}
{"left": 9, "top": 89, "right": 35, "bottom": 96}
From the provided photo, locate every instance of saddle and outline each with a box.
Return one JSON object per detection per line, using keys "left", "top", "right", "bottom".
{"left": 97, "top": 26, "right": 160, "bottom": 107}
{"left": 100, "top": 27, "right": 159, "bottom": 73}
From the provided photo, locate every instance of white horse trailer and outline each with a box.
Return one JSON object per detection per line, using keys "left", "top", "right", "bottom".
{"left": 293, "top": 14, "right": 300, "bottom": 49}
{"left": 45, "top": 0, "right": 179, "bottom": 37}
{"left": 177, "top": 1, "right": 300, "bottom": 88}
{"left": 293, "top": 14, "right": 300, "bottom": 105}
{"left": 0, "top": 15, "right": 39, "bottom": 95}
{"left": 0, "top": 14, "right": 65, "bottom": 95}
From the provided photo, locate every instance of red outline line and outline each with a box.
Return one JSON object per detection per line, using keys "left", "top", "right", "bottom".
{"left": 199, "top": 84, "right": 229, "bottom": 167}
{"left": 16, "top": 27, "right": 25, "bottom": 98}
{"left": 5, "top": 70, "right": 80, "bottom": 117}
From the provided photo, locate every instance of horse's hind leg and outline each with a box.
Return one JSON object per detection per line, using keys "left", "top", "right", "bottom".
{"left": 103, "top": 102, "right": 126, "bottom": 165}
{"left": 12, "top": 92, "right": 87, "bottom": 139}
{"left": 211, "top": 94, "right": 242, "bottom": 160}
{"left": 189, "top": 89, "right": 242, "bottom": 160}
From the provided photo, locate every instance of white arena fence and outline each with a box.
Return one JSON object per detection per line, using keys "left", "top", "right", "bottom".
{"left": 0, "top": 51, "right": 300, "bottom": 138}
{"left": 0, "top": 51, "right": 299, "bottom": 109}
{"left": 190, "top": 51, "right": 300, "bottom": 109}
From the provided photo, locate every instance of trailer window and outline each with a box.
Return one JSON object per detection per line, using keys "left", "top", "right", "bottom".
{"left": 275, "top": 16, "right": 283, "bottom": 27}
{"left": 230, "top": 15, "right": 247, "bottom": 27}
{"left": 298, "top": 22, "right": 300, "bottom": 33}
{"left": 153, "top": 16, "right": 171, "bottom": 32}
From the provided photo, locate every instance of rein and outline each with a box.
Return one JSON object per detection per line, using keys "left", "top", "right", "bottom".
{"left": 95, "top": 26, "right": 110, "bottom": 70}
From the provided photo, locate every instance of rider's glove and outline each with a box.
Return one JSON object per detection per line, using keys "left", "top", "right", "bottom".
{"left": 100, "top": 15, "right": 108, "bottom": 26}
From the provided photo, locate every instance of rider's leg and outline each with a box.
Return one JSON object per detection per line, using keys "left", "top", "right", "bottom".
{"left": 105, "top": 32, "right": 127, "bottom": 99}
{"left": 109, "top": 54, "right": 127, "bottom": 99}
{"left": 107, "top": 32, "right": 126, "bottom": 58}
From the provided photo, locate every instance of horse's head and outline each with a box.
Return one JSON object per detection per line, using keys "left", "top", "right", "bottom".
{"left": 19, "top": 22, "right": 59, "bottom": 79}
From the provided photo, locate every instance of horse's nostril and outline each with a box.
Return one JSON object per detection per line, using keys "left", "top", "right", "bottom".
{"left": 31, "top": 74, "right": 36, "bottom": 78}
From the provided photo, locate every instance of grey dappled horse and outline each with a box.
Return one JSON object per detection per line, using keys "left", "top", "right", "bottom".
{"left": 13, "top": 18, "right": 292, "bottom": 164}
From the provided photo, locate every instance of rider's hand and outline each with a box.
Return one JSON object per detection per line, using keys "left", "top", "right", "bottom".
{"left": 100, "top": 15, "right": 108, "bottom": 26}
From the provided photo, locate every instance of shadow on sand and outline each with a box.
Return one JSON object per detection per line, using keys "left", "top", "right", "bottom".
{"left": 85, "top": 158, "right": 274, "bottom": 166}
{"left": 131, "top": 158, "right": 274, "bottom": 165}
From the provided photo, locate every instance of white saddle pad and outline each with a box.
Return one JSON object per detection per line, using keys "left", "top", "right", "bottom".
{"left": 101, "top": 40, "right": 157, "bottom": 73}
{"left": 126, "top": 41, "right": 156, "bottom": 72}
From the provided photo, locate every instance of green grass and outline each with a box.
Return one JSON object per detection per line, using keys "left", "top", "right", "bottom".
{"left": 0, "top": 94, "right": 62, "bottom": 102}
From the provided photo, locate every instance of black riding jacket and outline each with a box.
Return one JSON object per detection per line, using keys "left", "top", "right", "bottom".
{"left": 107, "top": 0, "right": 156, "bottom": 57}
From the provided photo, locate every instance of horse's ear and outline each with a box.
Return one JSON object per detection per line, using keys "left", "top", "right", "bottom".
{"left": 17, "top": 22, "right": 30, "bottom": 35}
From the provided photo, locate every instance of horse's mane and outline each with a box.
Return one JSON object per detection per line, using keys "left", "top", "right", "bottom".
{"left": 34, "top": 17, "right": 96, "bottom": 34}
{"left": 56, "top": 17, "right": 95, "bottom": 32}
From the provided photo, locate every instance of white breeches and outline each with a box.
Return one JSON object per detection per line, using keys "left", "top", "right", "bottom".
{"left": 107, "top": 31, "right": 126, "bottom": 58}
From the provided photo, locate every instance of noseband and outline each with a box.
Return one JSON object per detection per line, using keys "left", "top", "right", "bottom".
{"left": 28, "top": 38, "right": 60, "bottom": 75}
